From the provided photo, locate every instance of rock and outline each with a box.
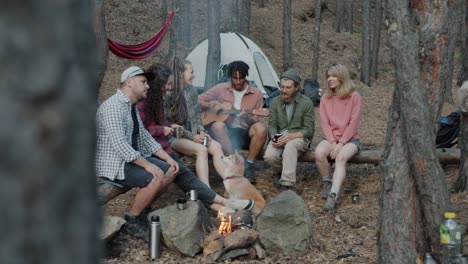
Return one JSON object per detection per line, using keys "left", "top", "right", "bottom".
{"left": 256, "top": 190, "right": 313, "bottom": 257}
{"left": 100, "top": 215, "right": 125, "bottom": 241}
{"left": 148, "top": 200, "right": 213, "bottom": 257}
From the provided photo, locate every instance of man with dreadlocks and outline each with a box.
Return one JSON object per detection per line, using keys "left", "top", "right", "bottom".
{"left": 199, "top": 60, "right": 268, "bottom": 183}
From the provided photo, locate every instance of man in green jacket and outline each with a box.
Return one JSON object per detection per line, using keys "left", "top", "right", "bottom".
{"left": 264, "top": 68, "right": 315, "bottom": 191}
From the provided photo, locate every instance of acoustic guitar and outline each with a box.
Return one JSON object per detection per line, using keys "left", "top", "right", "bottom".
{"left": 201, "top": 102, "right": 270, "bottom": 125}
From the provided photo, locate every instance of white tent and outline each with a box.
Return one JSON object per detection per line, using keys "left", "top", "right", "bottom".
{"left": 186, "top": 32, "right": 280, "bottom": 97}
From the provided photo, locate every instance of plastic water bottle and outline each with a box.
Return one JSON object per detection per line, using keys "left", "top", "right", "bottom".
{"left": 440, "top": 212, "right": 462, "bottom": 264}
{"left": 149, "top": 215, "right": 161, "bottom": 261}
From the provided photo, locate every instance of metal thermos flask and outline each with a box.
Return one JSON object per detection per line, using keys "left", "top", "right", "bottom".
{"left": 149, "top": 215, "right": 161, "bottom": 261}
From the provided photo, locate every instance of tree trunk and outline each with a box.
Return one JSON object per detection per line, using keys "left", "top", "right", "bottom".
{"left": 283, "top": 0, "right": 292, "bottom": 71}
{"left": 92, "top": 0, "right": 107, "bottom": 92}
{"left": 0, "top": 1, "right": 99, "bottom": 263}
{"left": 345, "top": 0, "right": 353, "bottom": 33}
{"left": 240, "top": 0, "right": 251, "bottom": 35}
{"left": 231, "top": 0, "right": 239, "bottom": 32}
{"left": 259, "top": 0, "right": 265, "bottom": 8}
{"left": 311, "top": 0, "right": 322, "bottom": 80}
{"left": 205, "top": 0, "right": 221, "bottom": 89}
{"left": 181, "top": 0, "right": 192, "bottom": 49}
{"left": 335, "top": 0, "right": 344, "bottom": 32}
{"left": 162, "top": 0, "right": 168, "bottom": 26}
{"left": 371, "top": 0, "right": 382, "bottom": 79}
{"left": 458, "top": 0, "right": 468, "bottom": 86}
{"left": 360, "top": 0, "right": 371, "bottom": 86}
{"left": 415, "top": 1, "right": 462, "bottom": 123}
{"left": 378, "top": 0, "right": 462, "bottom": 262}
{"left": 167, "top": 0, "right": 180, "bottom": 60}
{"left": 455, "top": 112, "right": 468, "bottom": 191}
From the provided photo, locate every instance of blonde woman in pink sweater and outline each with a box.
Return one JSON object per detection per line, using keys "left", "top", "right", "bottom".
{"left": 315, "top": 64, "right": 362, "bottom": 211}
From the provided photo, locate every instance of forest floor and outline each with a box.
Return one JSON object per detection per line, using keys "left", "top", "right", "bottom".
{"left": 99, "top": 0, "right": 468, "bottom": 263}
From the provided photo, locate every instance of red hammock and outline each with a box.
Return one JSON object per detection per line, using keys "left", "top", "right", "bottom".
{"left": 108, "top": 12, "right": 175, "bottom": 60}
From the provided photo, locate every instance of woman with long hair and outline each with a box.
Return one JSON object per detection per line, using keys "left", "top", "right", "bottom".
{"left": 315, "top": 63, "right": 362, "bottom": 211}
{"left": 138, "top": 63, "right": 254, "bottom": 212}
{"left": 165, "top": 57, "right": 225, "bottom": 187}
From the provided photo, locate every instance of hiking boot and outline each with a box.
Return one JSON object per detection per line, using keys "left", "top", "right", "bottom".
{"left": 321, "top": 179, "right": 333, "bottom": 200}
{"left": 226, "top": 198, "right": 255, "bottom": 211}
{"left": 245, "top": 162, "right": 256, "bottom": 184}
{"left": 323, "top": 192, "right": 338, "bottom": 212}
{"left": 123, "top": 212, "right": 149, "bottom": 240}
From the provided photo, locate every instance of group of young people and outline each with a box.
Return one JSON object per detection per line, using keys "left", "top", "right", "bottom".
{"left": 95, "top": 58, "right": 361, "bottom": 239}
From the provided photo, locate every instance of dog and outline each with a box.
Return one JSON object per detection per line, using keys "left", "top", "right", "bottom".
{"left": 220, "top": 151, "right": 266, "bottom": 216}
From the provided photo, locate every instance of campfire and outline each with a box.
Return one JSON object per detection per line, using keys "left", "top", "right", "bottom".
{"left": 217, "top": 207, "right": 253, "bottom": 236}
{"left": 201, "top": 207, "right": 261, "bottom": 261}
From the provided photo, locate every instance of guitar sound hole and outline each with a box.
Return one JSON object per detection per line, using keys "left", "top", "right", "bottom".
{"left": 216, "top": 109, "right": 224, "bottom": 115}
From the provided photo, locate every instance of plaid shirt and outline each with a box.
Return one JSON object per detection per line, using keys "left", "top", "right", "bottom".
{"left": 95, "top": 89, "right": 162, "bottom": 180}
{"left": 138, "top": 101, "right": 173, "bottom": 155}
{"left": 164, "top": 85, "right": 205, "bottom": 139}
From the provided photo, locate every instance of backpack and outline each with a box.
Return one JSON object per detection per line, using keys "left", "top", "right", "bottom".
{"left": 302, "top": 79, "right": 321, "bottom": 106}
{"left": 436, "top": 110, "right": 461, "bottom": 148}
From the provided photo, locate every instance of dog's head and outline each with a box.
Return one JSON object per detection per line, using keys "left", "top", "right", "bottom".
{"left": 220, "top": 151, "right": 245, "bottom": 176}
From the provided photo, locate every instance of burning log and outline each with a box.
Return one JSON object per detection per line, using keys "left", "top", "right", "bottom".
{"left": 202, "top": 208, "right": 260, "bottom": 261}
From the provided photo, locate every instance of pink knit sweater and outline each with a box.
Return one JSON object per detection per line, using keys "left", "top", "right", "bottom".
{"left": 319, "top": 91, "right": 362, "bottom": 144}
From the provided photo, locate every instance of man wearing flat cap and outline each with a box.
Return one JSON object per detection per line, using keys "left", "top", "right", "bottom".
{"left": 96, "top": 66, "right": 179, "bottom": 239}
{"left": 263, "top": 68, "right": 315, "bottom": 191}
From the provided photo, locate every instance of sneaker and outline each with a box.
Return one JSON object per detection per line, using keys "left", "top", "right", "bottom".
{"left": 280, "top": 185, "right": 293, "bottom": 192}
{"left": 273, "top": 180, "right": 294, "bottom": 191}
{"left": 245, "top": 162, "right": 256, "bottom": 184}
{"left": 123, "top": 212, "right": 149, "bottom": 240}
{"left": 226, "top": 198, "right": 255, "bottom": 211}
{"left": 323, "top": 192, "right": 338, "bottom": 212}
{"left": 321, "top": 179, "right": 333, "bottom": 200}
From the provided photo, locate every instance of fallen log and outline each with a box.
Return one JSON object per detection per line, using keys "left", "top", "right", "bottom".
{"left": 97, "top": 148, "right": 461, "bottom": 204}
{"left": 243, "top": 148, "right": 461, "bottom": 165}
{"left": 97, "top": 178, "right": 130, "bottom": 204}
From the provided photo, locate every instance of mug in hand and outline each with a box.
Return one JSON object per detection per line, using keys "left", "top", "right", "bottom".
{"left": 273, "top": 133, "right": 283, "bottom": 143}
{"left": 174, "top": 127, "right": 183, "bottom": 138}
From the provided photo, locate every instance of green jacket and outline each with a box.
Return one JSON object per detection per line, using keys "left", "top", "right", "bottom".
{"left": 268, "top": 93, "right": 315, "bottom": 143}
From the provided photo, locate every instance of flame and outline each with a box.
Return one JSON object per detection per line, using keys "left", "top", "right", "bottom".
{"left": 218, "top": 211, "right": 233, "bottom": 236}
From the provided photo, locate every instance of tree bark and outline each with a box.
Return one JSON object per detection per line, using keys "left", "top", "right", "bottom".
{"left": 414, "top": 1, "right": 462, "bottom": 123}
{"left": 181, "top": 0, "right": 192, "bottom": 49}
{"left": 205, "top": 0, "right": 221, "bottom": 89}
{"left": 167, "top": 0, "right": 180, "bottom": 60}
{"left": 259, "top": 0, "right": 266, "bottom": 8}
{"left": 283, "top": 0, "right": 292, "bottom": 71}
{"left": 345, "top": 0, "right": 353, "bottom": 33}
{"left": 378, "top": 0, "right": 462, "bottom": 262}
{"left": 458, "top": 0, "right": 468, "bottom": 86}
{"left": 0, "top": 1, "right": 99, "bottom": 263}
{"left": 335, "top": 0, "right": 344, "bottom": 32}
{"left": 162, "top": 0, "right": 168, "bottom": 26}
{"left": 239, "top": 0, "right": 251, "bottom": 35}
{"left": 311, "top": 0, "right": 322, "bottom": 80}
{"left": 371, "top": 0, "right": 382, "bottom": 79}
{"left": 360, "top": 0, "right": 371, "bottom": 86}
{"left": 92, "top": 0, "right": 108, "bottom": 92}
{"left": 231, "top": 0, "right": 239, "bottom": 32}
{"left": 455, "top": 112, "right": 468, "bottom": 191}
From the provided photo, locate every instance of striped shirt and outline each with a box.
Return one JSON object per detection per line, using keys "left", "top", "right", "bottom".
{"left": 95, "top": 89, "right": 162, "bottom": 180}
